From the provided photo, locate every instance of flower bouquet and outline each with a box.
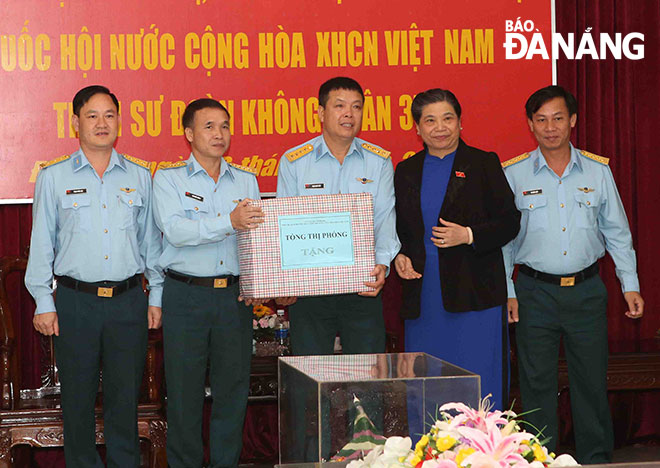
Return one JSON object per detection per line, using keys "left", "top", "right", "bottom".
{"left": 347, "top": 396, "right": 579, "bottom": 468}
{"left": 252, "top": 303, "right": 289, "bottom": 356}
{"left": 253, "top": 304, "right": 277, "bottom": 339}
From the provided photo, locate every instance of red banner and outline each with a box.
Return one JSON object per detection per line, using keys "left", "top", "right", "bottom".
{"left": 0, "top": 0, "right": 552, "bottom": 200}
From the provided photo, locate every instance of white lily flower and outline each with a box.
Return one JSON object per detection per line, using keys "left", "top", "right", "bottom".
{"left": 381, "top": 436, "right": 412, "bottom": 462}
{"left": 549, "top": 454, "right": 580, "bottom": 466}
{"left": 347, "top": 460, "right": 367, "bottom": 468}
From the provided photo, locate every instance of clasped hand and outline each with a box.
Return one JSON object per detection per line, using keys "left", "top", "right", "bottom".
{"left": 230, "top": 199, "right": 265, "bottom": 230}
{"left": 431, "top": 218, "right": 469, "bottom": 248}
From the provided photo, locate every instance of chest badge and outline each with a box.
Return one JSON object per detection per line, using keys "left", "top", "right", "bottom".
{"left": 454, "top": 171, "right": 466, "bottom": 178}
{"left": 523, "top": 189, "right": 543, "bottom": 196}
{"left": 304, "top": 183, "right": 325, "bottom": 189}
{"left": 120, "top": 187, "right": 136, "bottom": 193}
{"left": 577, "top": 187, "right": 595, "bottom": 193}
{"left": 65, "top": 188, "right": 87, "bottom": 195}
{"left": 356, "top": 177, "right": 373, "bottom": 184}
{"left": 185, "top": 191, "right": 204, "bottom": 202}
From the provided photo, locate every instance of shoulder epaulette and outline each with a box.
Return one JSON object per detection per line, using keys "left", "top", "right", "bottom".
{"left": 501, "top": 152, "right": 530, "bottom": 169}
{"left": 284, "top": 144, "right": 314, "bottom": 163}
{"left": 159, "top": 161, "right": 187, "bottom": 170}
{"left": 228, "top": 162, "right": 258, "bottom": 175}
{"left": 39, "top": 154, "right": 70, "bottom": 169}
{"left": 361, "top": 142, "right": 391, "bottom": 159}
{"left": 123, "top": 154, "right": 151, "bottom": 170}
{"left": 580, "top": 150, "right": 609, "bottom": 165}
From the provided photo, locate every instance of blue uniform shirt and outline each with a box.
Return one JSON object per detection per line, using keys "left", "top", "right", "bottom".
{"left": 25, "top": 148, "right": 164, "bottom": 314}
{"left": 153, "top": 154, "right": 260, "bottom": 277}
{"left": 276, "top": 135, "right": 400, "bottom": 268}
{"left": 502, "top": 145, "right": 640, "bottom": 297}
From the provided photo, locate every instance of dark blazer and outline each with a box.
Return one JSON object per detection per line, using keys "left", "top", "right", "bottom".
{"left": 394, "top": 139, "right": 520, "bottom": 317}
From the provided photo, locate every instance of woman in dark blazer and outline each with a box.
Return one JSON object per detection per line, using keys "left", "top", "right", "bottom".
{"left": 394, "top": 89, "right": 520, "bottom": 409}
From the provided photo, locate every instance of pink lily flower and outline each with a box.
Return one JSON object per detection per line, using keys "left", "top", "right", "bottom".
{"left": 440, "top": 396, "right": 515, "bottom": 433}
{"left": 457, "top": 425, "right": 532, "bottom": 467}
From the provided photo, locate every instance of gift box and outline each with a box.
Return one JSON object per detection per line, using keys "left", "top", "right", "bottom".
{"left": 237, "top": 192, "right": 375, "bottom": 299}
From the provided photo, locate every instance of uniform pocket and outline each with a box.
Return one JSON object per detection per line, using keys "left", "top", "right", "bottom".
{"left": 515, "top": 270, "right": 538, "bottom": 292}
{"left": 516, "top": 194, "right": 548, "bottom": 231}
{"left": 118, "top": 192, "right": 144, "bottom": 229}
{"left": 60, "top": 194, "right": 92, "bottom": 232}
{"left": 182, "top": 195, "right": 209, "bottom": 218}
{"left": 573, "top": 192, "right": 601, "bottom": 229}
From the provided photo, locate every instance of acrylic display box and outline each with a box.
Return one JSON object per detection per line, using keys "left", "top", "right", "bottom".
{"left": 278, "top": 353, "right": 480, "bottom": 463}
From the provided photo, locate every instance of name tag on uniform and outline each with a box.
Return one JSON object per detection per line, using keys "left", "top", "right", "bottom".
{"left": 523, "top": 189, "right": 542, "bottom": 196}
{"left": 65, "top": 188, "right": 87, "bottom": 195}
{"left": 185, "top": 191, "right": 204, "bottom": 202}
{"left": 305, "top": 183, "right": 324, "bottom": 189}
{"left": 66, "top": 189, "right": 87, "bottom": 195}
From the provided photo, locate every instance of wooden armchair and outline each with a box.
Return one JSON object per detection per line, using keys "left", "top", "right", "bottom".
{"left": 0, "top": 256, "right": 167, "bottom": 467}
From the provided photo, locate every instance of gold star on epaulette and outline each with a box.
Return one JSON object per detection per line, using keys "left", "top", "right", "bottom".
{"left": 228, "top": 162, "right": 258, "bottom": 175}
{"left": 361, "top": 143, "right": 391, "bottom": 159}
{"left": 284, "top": 144, "right": 314, "bottom": 163}
{"left": 159, "top": 161, "right": 187, "bottom": 169}
{"left": 580, "top": 150, "right": 609, "bottom": 165}
{"left": 39, "top": 154, "right": 70, "bottom": 169}
{"left": 502, "top": 152, "right": 530, "bottom": 169}
{"left": 123, "top": 154, "right": 151, "bottom": 170}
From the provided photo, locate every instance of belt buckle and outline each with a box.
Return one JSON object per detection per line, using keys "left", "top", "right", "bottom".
{"left": 560, "top": 276, "right": 576, "bottom": 287}
{"left": 97, "top": 286, "right": 114, "bottom": 297}
{"left": 213, "top": 278, "right": 228, "bottom": 288}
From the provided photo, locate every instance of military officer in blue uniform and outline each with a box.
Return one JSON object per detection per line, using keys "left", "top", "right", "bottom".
{"left": 502, "top": 85, "right": 644, "bottom": 464}
{"left": 25, "top": 85, "right": 163, "bottom": 468}
{"left": 276, "top": 77, "right": 400, "bottom": 356}
{"left": 152, "top": 98, "right": 264, "bottom": 468}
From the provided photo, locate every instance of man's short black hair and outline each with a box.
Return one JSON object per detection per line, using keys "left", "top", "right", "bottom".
{"left": 525, "top": 85, "right": 578, "bottom": 119}
{"left": 182, "top": 98, "right": 230, "bottom": 129}
{"left": 72, "top": 85, "right": 119, "bottom": 116}
{"left": 318, "top": 77, "right": 364, "bottom": 108}
{"left": 410, "top": 88, "right": 462, "bottom": 124}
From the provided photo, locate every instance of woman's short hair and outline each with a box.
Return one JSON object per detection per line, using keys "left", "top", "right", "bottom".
{"left": 411, "top": 88, "right": 462, "bottom": 124}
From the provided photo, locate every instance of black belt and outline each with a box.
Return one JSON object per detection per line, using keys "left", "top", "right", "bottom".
{"left": 56, "top": 274, "right": 141, "bottom": 298}
{"left": 166, "top": 270, "right": 239, "bottom": 289}
{"left": 519, "top": 262, "right": 599, "bottom": 287}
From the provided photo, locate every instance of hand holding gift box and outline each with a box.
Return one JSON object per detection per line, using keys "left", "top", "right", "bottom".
{"left": 237, "top": 192, "right": 376, "bottom": 299}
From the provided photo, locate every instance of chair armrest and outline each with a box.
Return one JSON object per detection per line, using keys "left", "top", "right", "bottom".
{"left": 0, "top": 256, "right": 27, "bottom": 408}
{"left": 143, "top": 329, "right": 162, "bottom": 405}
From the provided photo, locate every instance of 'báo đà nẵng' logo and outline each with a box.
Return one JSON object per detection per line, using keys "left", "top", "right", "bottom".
{"left": 503, "top": 18, "right": 644, "bottom": 60}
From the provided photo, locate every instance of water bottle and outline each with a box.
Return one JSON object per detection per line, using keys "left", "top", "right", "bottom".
{"left": 275, "top": 308, "right": 290, "bottom": 355}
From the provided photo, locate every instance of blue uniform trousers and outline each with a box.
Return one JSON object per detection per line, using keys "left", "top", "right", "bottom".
{"left": 54, "top": 283, "right": 147, "bottom": 468}
{"left": 515, "top": 271, "right": 613, "bottom": 464}
{"left": 162, "top": 277, "right": 252, "bottom": 468}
